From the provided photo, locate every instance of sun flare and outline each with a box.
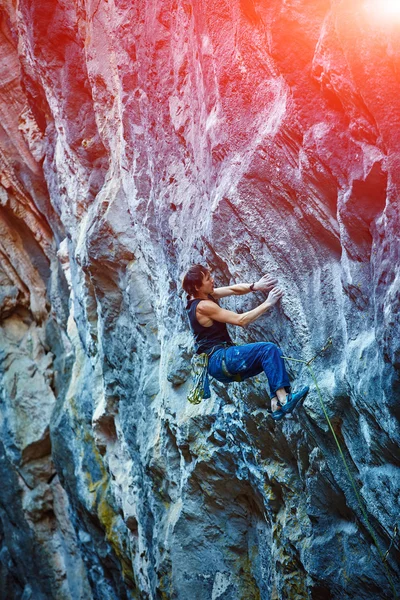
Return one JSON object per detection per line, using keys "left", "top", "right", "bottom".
{"left": 365, "top": 0, "right": 400, "bottom": 21}
{"left": 382, "top": 0, "right": 400, "bottom": 14}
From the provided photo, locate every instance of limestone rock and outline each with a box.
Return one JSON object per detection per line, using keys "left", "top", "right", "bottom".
{"left": 0, "top": 0, "right": 399, "bottom": 599}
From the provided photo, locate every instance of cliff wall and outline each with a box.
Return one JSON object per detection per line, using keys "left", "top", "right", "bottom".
{"left": 0, "top": 0, "right": 399, "bottom": 598}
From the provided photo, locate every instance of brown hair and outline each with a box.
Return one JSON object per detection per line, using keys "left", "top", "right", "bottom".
{"left": 182, "top": 264, "right": 209, "bottom": 298}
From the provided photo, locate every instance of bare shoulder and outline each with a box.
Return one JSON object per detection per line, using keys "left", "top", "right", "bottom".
{"left": 197, "top": 299, "right": 218, "bottom": 313}
{"left": 195, "top": 299, "right": 216, "bottom": 326}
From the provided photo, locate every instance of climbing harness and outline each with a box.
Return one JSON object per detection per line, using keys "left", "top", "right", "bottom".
{"left": 221, "top": 349, "right": 242, "bottom": 382}
{"left": 282, "top": 339, "right": 398, "bottom": 600}
{"left": 187, "top": 344, "right": 241, "bottom": 404}
{"left": 187, "top": 353, "right": 211, "bottom": 404}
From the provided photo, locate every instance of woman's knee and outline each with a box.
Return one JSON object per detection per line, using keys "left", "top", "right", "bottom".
{"left": 260, "top": 341, "right": 280, "bottom": 351}
{"left": 259, "top": 342, "right": 283, "bottom": 358}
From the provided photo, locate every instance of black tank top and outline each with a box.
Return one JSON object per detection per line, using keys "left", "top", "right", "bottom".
{"left": 186, "top": 295, "right": 233, "bottom": 355}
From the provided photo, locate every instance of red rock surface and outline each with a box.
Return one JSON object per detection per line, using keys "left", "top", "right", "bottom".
{"left": 0, "top": 1, "right": 399, "bottom": 598}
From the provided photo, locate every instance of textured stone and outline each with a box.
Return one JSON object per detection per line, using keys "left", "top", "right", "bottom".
{"left": 0, "top": 0, "right": 399, "bottom": 599}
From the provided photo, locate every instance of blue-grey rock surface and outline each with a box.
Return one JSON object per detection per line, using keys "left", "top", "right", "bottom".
{"left": 0, "top": 0, "right": 399, "bottom": 598}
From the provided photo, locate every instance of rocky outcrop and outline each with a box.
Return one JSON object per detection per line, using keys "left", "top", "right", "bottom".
{"left": 0, "top": 0, "right": 399, "bottom": 598}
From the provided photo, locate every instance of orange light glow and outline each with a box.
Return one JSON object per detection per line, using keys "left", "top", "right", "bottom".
{"left": 365, "top": 0, "right": 400, "bottom": 21}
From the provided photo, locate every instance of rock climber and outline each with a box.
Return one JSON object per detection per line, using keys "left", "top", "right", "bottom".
{"left": 182, "top": 264, "right": 309, "bottom": 420}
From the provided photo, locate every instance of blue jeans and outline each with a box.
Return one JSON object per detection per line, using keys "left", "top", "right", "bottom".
{"left": 208, "top": 342, "right": 291, "bottom": 397}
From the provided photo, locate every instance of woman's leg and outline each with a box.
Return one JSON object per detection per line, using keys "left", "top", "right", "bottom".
{"left": 210, "top": 343, "right": 308, "bottom": 419}
{"left": 224, "top": 343, "right": 291, "bottom": 400}
{"left": 207, "top": 348, "right": 236, "bottom": 384}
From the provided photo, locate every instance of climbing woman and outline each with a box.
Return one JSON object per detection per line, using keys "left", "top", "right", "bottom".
{"left": 182, "top": 264, "right": 309, "bottom": 420}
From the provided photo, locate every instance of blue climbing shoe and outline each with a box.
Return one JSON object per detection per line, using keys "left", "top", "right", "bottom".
{"left": 281, "top": 386, "right": 309, "bottom": 415}
{"left": 271, "top": 408, "right": 285, "bottom": 421}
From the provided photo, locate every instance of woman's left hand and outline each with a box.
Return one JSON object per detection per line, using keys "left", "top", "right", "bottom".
{"left": 254, "top": 274, "right": 278, "bottom": 292}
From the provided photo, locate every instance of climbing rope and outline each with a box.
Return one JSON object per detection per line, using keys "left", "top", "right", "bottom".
{"left": 282, "top": 340, "right": 398, "bottom": 600}
{"left": 383, "top": 525, "right": 398, "bottom": 564}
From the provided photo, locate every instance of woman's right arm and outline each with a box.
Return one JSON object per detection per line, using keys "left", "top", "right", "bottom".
{"left": 197, "top": 287, "right": 283, "bottom": 328}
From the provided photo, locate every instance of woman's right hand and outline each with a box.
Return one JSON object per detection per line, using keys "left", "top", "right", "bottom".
{"left": 265, "top": 286, "right": 283, "bottom": 307}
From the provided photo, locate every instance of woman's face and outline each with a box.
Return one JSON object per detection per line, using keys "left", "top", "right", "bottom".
{"left": 197, "top": 270, "right": 214, "bottom": 295}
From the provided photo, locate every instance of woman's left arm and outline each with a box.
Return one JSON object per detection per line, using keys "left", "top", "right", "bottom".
{"left": 213, "top": 274, "right": 278, "bottom": 298}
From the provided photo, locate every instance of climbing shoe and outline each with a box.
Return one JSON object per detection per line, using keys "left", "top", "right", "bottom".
{"left": 271, "top": 408, "right": 286, "bottom": 421}
{"left": 281, "top": 386, "right": 309, "bottom": 415}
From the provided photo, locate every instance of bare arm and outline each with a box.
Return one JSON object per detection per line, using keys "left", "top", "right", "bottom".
{"left": 213, "top": 274, "right": 278, "bottom": 299}
{"left": 198, "top": 287, "right": 283, "bottom": 328}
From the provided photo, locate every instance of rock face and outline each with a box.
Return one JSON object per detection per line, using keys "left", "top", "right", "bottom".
{"left": 0, "top": 0, "right": 399, "bottom": 598}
